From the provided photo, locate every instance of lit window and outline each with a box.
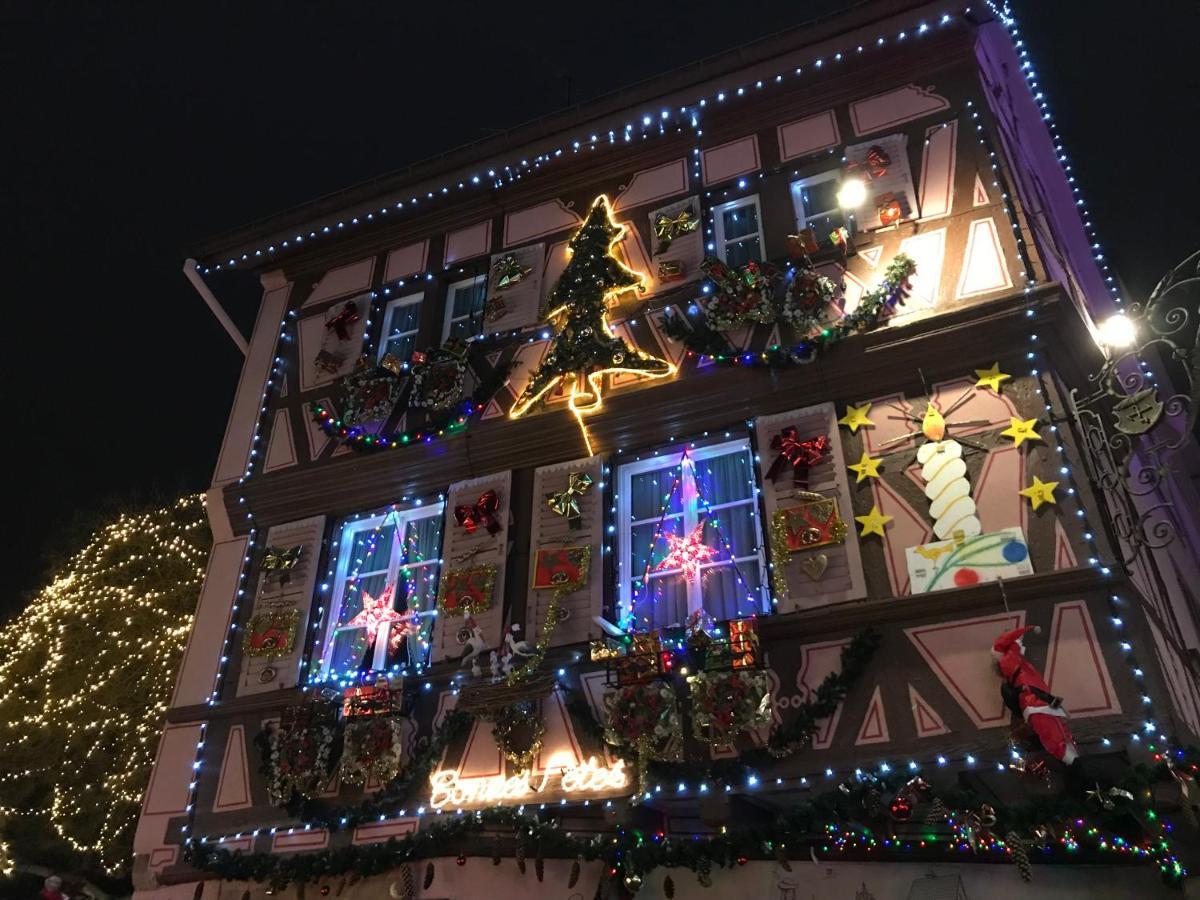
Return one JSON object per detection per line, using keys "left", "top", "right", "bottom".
{"left": 790, "top": 170, "right": 850, "bottom": 244}
{"left": 711, "top": 195, "right": 765, "bottom": 267}
{"left": 320, "top": 503, "right": 444, "bottom": 679}
{"left": 443, "top": 274, "right": 488, "bottom": 341}
{"left": 616, "top": 439, "right": 769, "bottom": 631}
{"left": 378, "top": 293, "right": 422, "bottom": 363}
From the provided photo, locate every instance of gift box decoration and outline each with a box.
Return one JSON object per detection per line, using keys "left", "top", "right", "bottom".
{"left": 772, "top": 494, "right": 847, "bottom": 552}
{"left": 656, "top": 260, "right": 686, "bottom": 282}
{"left": 341, "top": 681, "right": 404, "bottom": 718}
{"left": 532, "top": 546, "right": 592, "bottom": 594}
{"left": 436, "top": 564, "right": 497, "bottom": 616}
{"left": 613, "top": 631, "right": 666, "bottom": 685}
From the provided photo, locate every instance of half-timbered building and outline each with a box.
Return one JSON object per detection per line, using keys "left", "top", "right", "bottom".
{"left": 135, "top": 3, "right": 1200, "bottom": 898}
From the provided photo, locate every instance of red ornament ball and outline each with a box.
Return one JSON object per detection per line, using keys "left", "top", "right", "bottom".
{"left": 455, "top": 854, "right": 467, "bottom": 867}
{"left": 735, "top": 856, "right": 748, "bottom": 866}
{"left": 319, "top": 888, "right": 330, "bottom": 897}
{"left": 890, "top": 795, "right": 913, "bottom": 822}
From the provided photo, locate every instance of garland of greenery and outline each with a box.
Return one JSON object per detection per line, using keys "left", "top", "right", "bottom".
{"left": 312, "top": 358, "right": 510, "bottom": 452}
{"left": 663, "top": 254, "right": 916, "bottom": 366}
{"left": 184, "top": 750, "right": 1196, "bottom": 889}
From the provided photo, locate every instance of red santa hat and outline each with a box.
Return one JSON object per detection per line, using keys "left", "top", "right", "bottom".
{"left": 992, "top": 624, "right": 1038, "bottom": 659}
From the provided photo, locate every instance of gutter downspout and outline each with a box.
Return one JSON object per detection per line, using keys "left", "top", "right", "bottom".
{"left": 183, "top": 258, "right": 249, "bottom": 356}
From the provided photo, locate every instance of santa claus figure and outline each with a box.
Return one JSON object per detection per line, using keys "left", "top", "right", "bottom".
{"left": 992, "top": 624, "right": 1078, "bottom": 765}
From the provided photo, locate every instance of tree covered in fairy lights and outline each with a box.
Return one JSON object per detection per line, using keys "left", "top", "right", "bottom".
{"left": 0, "top": 496, "right": 209, "bottom": 884}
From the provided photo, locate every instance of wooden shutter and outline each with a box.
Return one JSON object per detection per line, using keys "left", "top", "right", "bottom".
{"left": 647, "top": 196, "right": 703, "bottom": 291}
{"left": 484, "top": 243, "right": 545, "bottom": 333}
{"left": 431, "top": 470, "right": 512, "bottom": 663}
{"left": 527, "top": 455, "right": 604, "bottom": 648}
{"left": 756, "top": 404, "right": 866, "bottom": 611}
{"left": 844, "top": 134, "right": 918, "bottom": 230}
{"left": 236, "top": 515, "right": 326, "bottom": 696}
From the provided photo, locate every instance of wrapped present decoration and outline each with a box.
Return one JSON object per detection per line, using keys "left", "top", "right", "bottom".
{"left": 613, "top": 631, "right": 665, "bottom": 685}
{"left": 656, "top": 259, "right": 686, "bottom": 282}
{"left": 341, "top": 679, "right": 405, "bottom": 717}
{"left": 378, "top": 353, "right": 404, "bottom": 376}
{"left": 876, "top": 192, "right": 903, "bottom": 227}
{"left": 772, "top": 493, "right": 847, "bottom": 553}
{"left": 436, "top": 564, "right": 497, "bottom": 616}
{"left": 786, "top": 229, "right": 820, "bottom": 258}
{"left": 314, "top": 348, "right": 345, "bottom": 374}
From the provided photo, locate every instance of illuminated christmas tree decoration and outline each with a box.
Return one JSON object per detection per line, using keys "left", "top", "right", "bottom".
{"left": 508, "top": 195, "right": 675, "bottom": 454}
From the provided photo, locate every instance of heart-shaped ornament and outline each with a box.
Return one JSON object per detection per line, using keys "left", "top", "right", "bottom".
{"left": 799, "top": 553, "right": 828, "bottom": 581}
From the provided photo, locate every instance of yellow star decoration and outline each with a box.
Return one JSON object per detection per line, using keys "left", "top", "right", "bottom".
{"left": 838, "top": 403, "right": 874, "bottom": 433}
{"left": 1000, "top": 417, "right": 1042, "bottom": 447}
{"left": 855, "top": 504, "right": 893, "bottom": 537}
{"left": 1019, "top": 476, "right": 1059, "bottom": 510}
{"left": 848, "top": 452, "right": 884, "bottom": 483}
{"left": 974, "top": 362, "right": 1011, "bottom": 393}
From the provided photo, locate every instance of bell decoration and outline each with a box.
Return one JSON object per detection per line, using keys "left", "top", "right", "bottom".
{"left": 455, "top": 853, "right": 467, "bottom": 867}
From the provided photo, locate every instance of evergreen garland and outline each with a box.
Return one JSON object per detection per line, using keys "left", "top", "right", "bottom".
{"left": 184, "top": 755, "right": 1193, "bottom": 889}
{"left": 662, "top": 253, "right": 917, "bottom": 366}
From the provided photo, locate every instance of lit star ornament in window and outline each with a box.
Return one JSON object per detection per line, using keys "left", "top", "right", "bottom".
{"left": 346, "top": 583, "right": 416, "bottom": 642}
{"left": 654, "top": 520, "right": 718, "bottom": 582}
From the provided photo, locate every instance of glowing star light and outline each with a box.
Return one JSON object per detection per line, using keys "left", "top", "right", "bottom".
{"left": 1019, "top": 476, "right": 1059, "bottom": 510}
{"left": 346, "top": 583, "right": 407, "bottom": 641}
{"left": 848, "top": 451, "right": 883, "bottom": 482}
{"left": 974, "top": 362, "right": 1011, "bottom": 394}
{"left": 855, "top": 505, "right": 893, "bottom": 538}
{"left": 1001, "top": 417, "right": 1042, "bottom": 448}
{"left": 838, "top": 403, "right": 874, "bottom": 433}
{"left": 655, "top": 520, "right": 718, "bottom": 582}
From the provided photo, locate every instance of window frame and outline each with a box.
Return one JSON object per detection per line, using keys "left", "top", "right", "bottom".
{"left": 377, "top": 292, "right": 424, "bottom": 364}
{"left": 441, "top": 273, "right": 489, "bottom": 342}
{"left": 319, "top": 502, "right": 445, "bottom": 678}
{"left": 615, "top": 438, "right": 769, "bottom": 629}
{"left": 789, "top": 168, "right": 851, "bottom": 240}
{"left": 711, "top": 194, "right": 765, "bottom": 266}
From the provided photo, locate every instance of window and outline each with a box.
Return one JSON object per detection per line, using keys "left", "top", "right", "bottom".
{"left": 378, "top": 293, "right": 423, "bottom": 363}
{"left": 442, "top": 274, "right": 488, "bottom": 341}
{"left": 617, "top": 439, "right": 769, "bottom": 630}
{"left": 711, "top": 195, "right": 764, "bottom": 268}
{"left": 790, "top": 170, "right": 850, "bottom": 245}
{"left": 320, "top": 503, "right": 444, "bottom": 679}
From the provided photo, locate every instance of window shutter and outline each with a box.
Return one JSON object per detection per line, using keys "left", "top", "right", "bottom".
{"left": 844, "top": 134, "right": 918, "bottom": 230}
{"left": 647, "top": 196, "right": 703, "bottom": 290}
{"left": 236, "top": 515, "right": 326, "bottom": 696}
{"left": 756, "top": 403, "right": 866, "bottom": 610}
{"left": 432, "top": 470, "right": 512, "bottom": 663}
{"left": 527, "top": 455, "right": 604, "bottom": 648}
{"left": 484, "top": 242, "right": 545, "bottom": 333}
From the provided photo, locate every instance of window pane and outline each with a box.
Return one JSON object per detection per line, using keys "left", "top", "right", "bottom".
{"left": 721, "top": 203, "right": 759, "bottom": 241}
{"left": 800, "top": 178, "right": 840, "bottom": 218}
{"left": 387, "top": 302, "right": 421, "bottom": 336}
{"left": 631, "top": 575, "right": 688, "bottom": 630}
{"left": 693, "top": 451, "right": 754, "bottom": 504}
{"left": 400, "top": 563, "right": 440, "bottom": 617}
{"left": 724, "top": 237, "right": 760, "bottom": 268}
{"left": 328, "top": 628, "right": 372, "bottom": 677}
{"left": 452, "top": 280, "right": 487, "bottom": 317}
{"left": 704, "top": 504, "right": 757, "bottom": 556}
{"left": 403, "top": 516, "right": 443, "bottom": 563}
{"left": 384, "top": 333, "right": 416, "bottom": 361}
{"left": 807, "top": 211, "right": 847, "bottom": 244}
{"left": 700, "top": 564, "right": 765, "bottom": 621}
{"left": 630, "top": 466, "right": 684, "bottom": 520}
{"left": 345, "top": 524, "right": 396, "bottom": 574}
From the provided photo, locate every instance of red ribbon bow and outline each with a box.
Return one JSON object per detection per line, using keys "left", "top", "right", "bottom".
{"left": 766, "top": 428, "right": 830, "bottom": 487}
{"left": 454, "top": 489, "right": 501, "bottom": 535}
{"left": 325, "top": 300, "right": 361, "bottom": 341}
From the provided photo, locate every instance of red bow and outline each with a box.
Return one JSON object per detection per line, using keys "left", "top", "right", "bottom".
{"left": 454, "top": 490, "right": 501, "bottom": 535}
{"left": 325, "top": 300, "right": 361, "bottom": 341}
{"left": 766, "top": 428, "right": 830, "bottom": 487}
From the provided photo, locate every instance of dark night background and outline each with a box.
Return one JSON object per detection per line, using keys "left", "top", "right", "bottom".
{"left": 1, "top": 2, "right": 1195, "bottom": 614}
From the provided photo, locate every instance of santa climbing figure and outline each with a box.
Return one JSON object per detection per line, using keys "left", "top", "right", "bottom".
{"left": 992, "top": 624, "right": 1078, "bottom": 765}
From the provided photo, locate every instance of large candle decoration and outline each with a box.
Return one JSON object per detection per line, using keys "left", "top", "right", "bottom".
{"left": 915, "top": 403, "right": 982, "bottom": 540}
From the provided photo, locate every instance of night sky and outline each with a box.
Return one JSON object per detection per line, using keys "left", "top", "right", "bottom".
{"left": 2, "top": 2, "right": 1196, "bottom": 613}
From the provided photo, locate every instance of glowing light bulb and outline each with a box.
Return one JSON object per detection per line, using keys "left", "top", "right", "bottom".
{"left": 836, "top": 176, "right": 867, "bottom": 209}
{"left": 1096, "top": 313, "right": 1136, "bottom": 349}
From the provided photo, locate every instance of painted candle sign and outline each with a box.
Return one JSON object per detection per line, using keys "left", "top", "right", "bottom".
{"left": 905, "top": 526, "right": 1032, "bottom": 593}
